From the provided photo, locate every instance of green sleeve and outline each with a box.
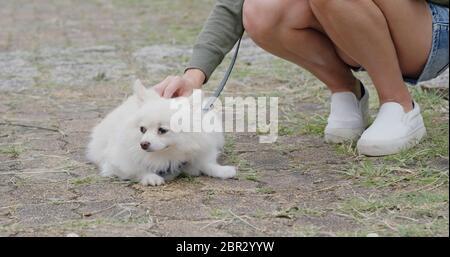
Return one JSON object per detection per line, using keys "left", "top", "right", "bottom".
{"left": 186, "top": 0, "right": 245, "bottom": 83}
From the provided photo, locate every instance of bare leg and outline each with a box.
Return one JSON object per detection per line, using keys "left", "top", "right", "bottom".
{"left": 243, "top": 0, "right": 362, "bottom": 98}
{"left": 309, "top": 0, "right": 432, "bottom": 111}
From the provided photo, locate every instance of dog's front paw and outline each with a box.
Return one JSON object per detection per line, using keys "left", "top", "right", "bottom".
{"left": 212, "top": 165, "right": 237, "bottom": 179}
{"left": 140, "top": 173, "right": 165, "bottom": 186}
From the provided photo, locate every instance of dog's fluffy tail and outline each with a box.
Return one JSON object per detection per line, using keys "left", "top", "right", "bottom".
{"left": 86, "top": 128, "right": 106, "bottom": 165}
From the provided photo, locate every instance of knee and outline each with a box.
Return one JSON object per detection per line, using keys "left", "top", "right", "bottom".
{"left": 243, "top": 0, "right": 282, "bottom": 43}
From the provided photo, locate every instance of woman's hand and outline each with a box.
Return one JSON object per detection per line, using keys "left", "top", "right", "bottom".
{"left": 154, "top": 69, "right": 206, "bottom": 98}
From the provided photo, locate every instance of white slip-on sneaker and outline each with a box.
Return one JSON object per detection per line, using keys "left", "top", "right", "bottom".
{"left": 324, "top": 82, "right": 370, "bottom": 143}
{"left": 357, "top": 101, "right": 426, "bottom": 156}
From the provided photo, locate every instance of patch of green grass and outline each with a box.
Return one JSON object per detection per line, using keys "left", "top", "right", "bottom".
{"left": 233, "top": 64, "right": 273, "bottom": 81}
{"left": 203, "top": 189, "right": 216, "bottom": 202}
{"left": 177, "top": 173, "right": 198, "bottom": 183}
{"left": 299, "top": 114, "right": 327, "bottom": 136}
{"left": 0, "top": 223, "right": 26, "bottom": 234}
{"left": 336, "top": 191, "right": 449, "bottom": 236}
{"left": 232, "top": 55, "right": 300, "bottom": 83}
{"left": 93, "top": 72, "right": 107, "bottom": 82}
{"left": 70, "top": 176, "right": 97, "bottom": 186}
{"left": 223, "top": 135, "right": 238, "bottom": 165}
{"left": 59, "top": 209, "right": 154, "bottom": 231}
{"left": 340, "top": 159, "right": 448, "bottom": 189}
{"left": 278, "top": 125, "right": 296, "bottom": 136}
{"left": 244, "top": 173, "right": 259, "bottom": 182}
{"left": 256, "top": 187, "right": 275, "bottom": 195}
{"left": 256, "top": 119, "right": 284, "bottom": 137}
{"left": 0, "top": 145, "right": 24, "bottom": 158}
{"left": 236, "top": 159, "right": 261, "bottom": 182}
{"left": 268, "top": 59, "right": 302, "bottom": 83}
{"left": 339, "top": 160, "right": 391, "bottom": 187}
{"left": 397, "top": 218, "right": 448, "bottom": 237}
{"left": 333, "top": 141, "right": 359, "bottom": 157}
{"left": 118, "top": 0, "right": 214, "bottom": 45}
{"left": 166, "top": 24, "right": 203, "bottom": 45}
{"left": 209, "top": 208, "right": 229, "bottom": 219}
{"left": 410, "top": 87, "right": 447, "bottom": 111}
{"left": 342, "top": 192, "right": 448, "bottom": 217}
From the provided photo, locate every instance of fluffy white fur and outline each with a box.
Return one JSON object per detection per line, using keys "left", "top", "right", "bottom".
{"left": 87, "top": 80, "right": 236, "bottom": 186}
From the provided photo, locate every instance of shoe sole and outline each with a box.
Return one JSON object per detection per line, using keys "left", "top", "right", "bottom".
{"left": 324, "top": 127, "right": 365, "bottom": 144}
{"left": 357, "top": 126, "right": 427, "bottom": 157}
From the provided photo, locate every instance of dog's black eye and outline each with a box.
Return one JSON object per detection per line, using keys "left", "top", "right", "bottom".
{"left": 140, "top": 126, "right": 147, "bottom": 134}
{"left": 158, "top": 127, "right": 168, "bottom": 135}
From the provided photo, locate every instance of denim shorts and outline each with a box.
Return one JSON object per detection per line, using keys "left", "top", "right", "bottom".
{"left": 406, "top": 3, "right": 449, "bottom": 85}
{"left": 352, "top": 3, "right": 449, "bottom": 85}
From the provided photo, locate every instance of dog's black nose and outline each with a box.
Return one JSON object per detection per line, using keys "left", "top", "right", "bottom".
{"left": 140, "top": 141, "right": 150, "bottom": 150}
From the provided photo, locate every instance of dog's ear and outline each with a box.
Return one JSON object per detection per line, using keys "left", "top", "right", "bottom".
{"left": 133, "top": 80, "right": 161, "bottom": 104}
{"left": 146, "top": 87, "right": 160, "bottom": 100}
{"left": 133, "top": 79, "right": 147, "bottom": 103}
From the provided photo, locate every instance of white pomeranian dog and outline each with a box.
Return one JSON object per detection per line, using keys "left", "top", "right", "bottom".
{"left": 87, "top": 80, "right": 236, "bottom": 186}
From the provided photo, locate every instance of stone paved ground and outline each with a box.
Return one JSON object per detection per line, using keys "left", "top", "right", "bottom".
{"left": 0, "top": 0, "right": 448, "bottom": 237}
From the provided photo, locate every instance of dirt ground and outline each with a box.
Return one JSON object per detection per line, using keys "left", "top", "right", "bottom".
{"left": 0, "top": 0, "right": 448, "bottom": 237}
